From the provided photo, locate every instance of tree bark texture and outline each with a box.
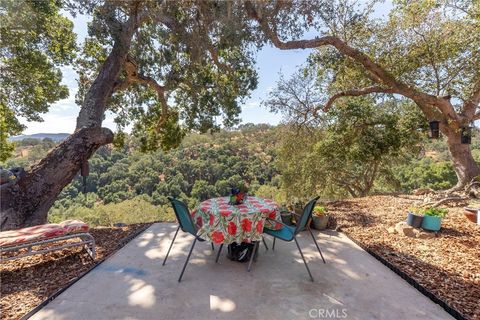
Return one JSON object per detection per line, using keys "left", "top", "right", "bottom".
{"left": 442, "top": 125, "right": 480, "bottom": 189}
{"left": 1, "top": 128, "right": 113, "bottom": 230}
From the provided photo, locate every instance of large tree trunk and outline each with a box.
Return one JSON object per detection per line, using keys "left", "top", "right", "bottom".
{"left": 1, "top": 128, "right": 113, "bottom": 230}
{"left": 0, "top": 10, "right": 140, "bottom": 231}
{"left": 443, "top": 125, "right": 480, "bottom": 189}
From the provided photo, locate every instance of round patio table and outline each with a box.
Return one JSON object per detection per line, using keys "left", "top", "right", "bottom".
{"left": 192, "top": 196, "right": 283, "bottom": 245}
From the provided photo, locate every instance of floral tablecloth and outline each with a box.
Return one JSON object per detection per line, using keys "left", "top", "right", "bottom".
{"left": 192, "top": 196, "right": 283, "bottom": 245}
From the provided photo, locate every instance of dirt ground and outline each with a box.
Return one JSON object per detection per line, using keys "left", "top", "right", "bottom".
{"left": 0, "top": 223, "right": 151, "bottom": 320}
{"left": 325, "top": 195, "right": 480, "bottom": 320}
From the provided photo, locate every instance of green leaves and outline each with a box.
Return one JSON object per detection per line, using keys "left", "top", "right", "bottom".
{"left": 73, "top": 1, "right": 258, "bottom": 152}
{"left": 1, "top": 0, "right": 77, "bottom": 160}
{"left": 422, "top": 207, "right": 448, "bottom": 218}
{"left": 276, "top": 98, "right": 425, "bottom": 198}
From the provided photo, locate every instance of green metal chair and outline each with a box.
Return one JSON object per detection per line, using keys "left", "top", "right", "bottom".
{"left": 263, "top": 196, "right": 326, "bottom": 282}
{"left": 164, "top": 197, "right": 214, "bottom": 282}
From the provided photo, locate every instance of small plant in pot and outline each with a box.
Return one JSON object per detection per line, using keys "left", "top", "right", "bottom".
{"left": 229, "top": 183, "right": 248, "bottom": 205}
{"left": 311, "top": 206, "right": 329, "bottom": 230}
{"left": 406, "top": 208, "right": 424, "bottom": 228}
{"left": 421, "top": 207, "right": 447, "bottom": 231}
{"left": 279, "top": 207, "right": 294, "bottom": 226}
{"left": 289, "top": 199, "right": 306, "bottom": 230}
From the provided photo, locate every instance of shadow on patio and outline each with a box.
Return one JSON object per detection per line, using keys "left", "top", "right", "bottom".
{"left": 30, "top": 223, "right": 453, "bottom": 320}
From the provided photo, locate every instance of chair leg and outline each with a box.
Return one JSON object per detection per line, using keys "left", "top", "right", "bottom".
{"left": 253, "top": 241, "right": 259, "bottom": 262}
{"left": 162, "top": 226, "right": 180, "bottom": 266}
{"left": 211, "top": 243, "right": 215, "bottom": 251}
{"left": 308, "top": 227, "right": 326, "bottom": 264}
{"left": 215, "top": 244, "right": 224, "bottom": 263}
{"left": 262, "top": 236, "right": 269, "bottom": 251}
{"left": 272, "top": 237, "right": 276, "bottom": 251}
{"left": 294, "top": 237, "right": 314, "bottom": 282}
{"left": 247, "top": 241, "right": 259, "bottom": 272}
{"left": 178, "top": 237, "right": 197, "bottom": 282}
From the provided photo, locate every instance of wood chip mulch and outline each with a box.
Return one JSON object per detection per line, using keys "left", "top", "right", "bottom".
{"left": 0, "top": 223, "right": 151, "bottom": 320}
{"left": 326, "top": 195, "right": 480, "bottom": 320}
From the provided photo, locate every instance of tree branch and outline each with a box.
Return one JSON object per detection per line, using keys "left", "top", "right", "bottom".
{"left": 244, "top": 1, "right": 459, "bottom": 122}
{"left": 195, "top": 1, "right": 236, "bottom": 75}
{"left": 470, "top": 78, "right": 480, "bottom": 107}
{"left": 114, "top": 55, "right": 169, "bottom": 128}
{"left": 463, "top": 78, "right": 480, "bottom": 120}
{"left": 322, "top": 86, "right": 397, "bottom": 112}
{"left": 472, "top": 111, "right": 480, "bottom": 121}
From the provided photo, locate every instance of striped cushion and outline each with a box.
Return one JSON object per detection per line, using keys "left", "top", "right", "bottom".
{"left": 0, "top": 220, "right": 89, "bottom": 247}
{"left": 59, "top": 220, "right": 89, "bottom": 233}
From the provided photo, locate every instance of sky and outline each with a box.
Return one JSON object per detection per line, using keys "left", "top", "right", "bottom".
{"left": 19, "top": 2, "right": 392, "bottom": 135}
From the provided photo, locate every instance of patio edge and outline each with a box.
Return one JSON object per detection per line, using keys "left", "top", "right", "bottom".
{"left": 20, "top": 223, "right": 153, "bottom": 320}
{"left": 340, "top": 231, "right": 467, "bottom": 320}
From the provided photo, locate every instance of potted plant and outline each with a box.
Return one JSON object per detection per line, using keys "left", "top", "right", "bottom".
{"left": 288, "top": 200, "right": 305, "bottom": 229}
{"left": 421, "top": 207, "right": 447, "bottom": 231}
{"left": 406, "top": 208, "right": 424, "bottom": 228}
{"left": 311, "top": 206, "right": 329, "bottom": 230}
{"left": 229, "top": 184, "right": 248, "bottom": 205}
{"left": 280, "top": 207, "right": 294, "bottom": 226}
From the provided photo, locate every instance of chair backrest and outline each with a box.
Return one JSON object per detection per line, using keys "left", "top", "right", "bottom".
{"left": 167, "top": 197, "right": 197, "bottom": 236}
{"left": 295, "top": 196, "right": 320, "bottom": 234}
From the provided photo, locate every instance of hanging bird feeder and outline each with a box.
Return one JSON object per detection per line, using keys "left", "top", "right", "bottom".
{"left": 428, "top": 120, "right": 440, "bottom": 139}
{"left": 461, "top": 125, "right": 473, "bottom": 144}
{"left": 80, "top": 161, "right": 90, "bottom": 194}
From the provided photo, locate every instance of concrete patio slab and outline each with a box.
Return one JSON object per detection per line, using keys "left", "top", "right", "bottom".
{"left": 30, "top": 223, "right": 452, "bottom": 320}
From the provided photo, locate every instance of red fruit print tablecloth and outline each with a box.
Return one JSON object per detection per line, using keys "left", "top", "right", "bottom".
{"left": 191, "top": 196, "right": 283, "bottom": 245}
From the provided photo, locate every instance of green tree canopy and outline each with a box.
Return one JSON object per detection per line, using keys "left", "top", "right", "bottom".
{"left": 274, "top": 95, "right": 425, "bottom": 198}
{"left": 71, "top": 1, "right": 259, "bottom": 151}
{"left": 0, "top": 0, "right": 77, "bottom": 160}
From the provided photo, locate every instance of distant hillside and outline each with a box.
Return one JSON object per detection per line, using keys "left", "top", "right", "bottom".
{"left": 9, "top": 133, "right": 69, "bottom": 142}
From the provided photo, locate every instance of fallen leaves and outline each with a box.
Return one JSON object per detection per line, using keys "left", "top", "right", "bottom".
{"left": 327, "top": 195, "right": 480, "bottom": 320}
{"left": 0, "top": 223, "right": 150, "bottom": 320}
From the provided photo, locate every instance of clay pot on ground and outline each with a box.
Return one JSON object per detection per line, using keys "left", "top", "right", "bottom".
{"left": 463, "top": 207, "right": 478, "bottom": 223}
{"left": 312, "top": 214, "right": 329, "bottom": 230}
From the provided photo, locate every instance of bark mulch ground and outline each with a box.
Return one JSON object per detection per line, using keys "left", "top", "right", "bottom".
{"left": 0, "top": 223, "right": 151, "bottom": 320}
{"left": 325, "top": 195, "right": 480, "bottom": 320}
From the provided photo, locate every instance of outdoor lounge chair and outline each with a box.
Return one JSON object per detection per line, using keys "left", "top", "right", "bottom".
{"left": 263, "top": 196, "right": 326, "bottom": 282}
{"left": 164, "top": 197, "right": 214, "bottom": 282}
{"left": 0, "top": 220, "right": 96, "bottom": 262}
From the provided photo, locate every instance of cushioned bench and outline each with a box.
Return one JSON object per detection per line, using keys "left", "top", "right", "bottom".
{"left": 0, "top": 220, "right": 95, "bottom": 262}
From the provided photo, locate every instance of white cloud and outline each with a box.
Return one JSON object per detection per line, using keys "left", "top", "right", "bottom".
{"left": 20, "top": 114, "right": 77, "bottom": 134}
{"left": 50, "top": 95, "right": 78, "bottom": 113}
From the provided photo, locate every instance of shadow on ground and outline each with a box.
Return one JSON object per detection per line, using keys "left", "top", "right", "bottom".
{"left": 28, "top": 223, "right": 453, "bottom": 320}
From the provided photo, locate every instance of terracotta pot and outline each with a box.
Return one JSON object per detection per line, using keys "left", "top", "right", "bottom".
{"left": 312, "top": 214, "right": 329, "bottom": 230}
{"left": 464, "top": 207, "right": 478, "bottom": 223}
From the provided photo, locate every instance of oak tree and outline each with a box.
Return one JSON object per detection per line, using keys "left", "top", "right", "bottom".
{"left": 246, "top": 0, "right": 480, "bottom": 189}
{"left": 1, "top": 0, "right": 257, "bottom": 229}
